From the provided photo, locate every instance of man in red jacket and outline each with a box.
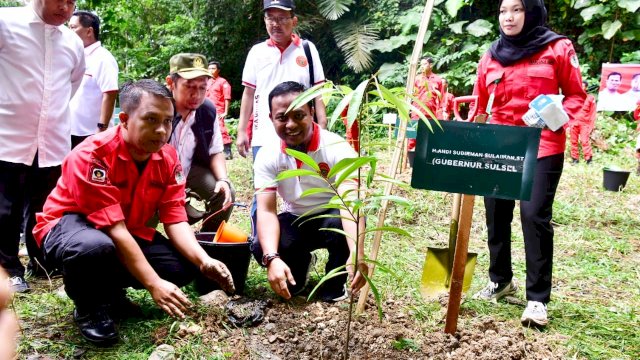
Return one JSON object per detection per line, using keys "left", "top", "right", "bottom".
{"left": 570, "top": 80, "right": 597, "bottom": 164}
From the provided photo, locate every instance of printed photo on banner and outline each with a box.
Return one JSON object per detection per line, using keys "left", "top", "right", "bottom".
{"left": 596, "top": 63, "right": 640, "bottom": 112}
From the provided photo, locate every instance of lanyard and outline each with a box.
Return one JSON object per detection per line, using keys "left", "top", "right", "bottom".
{"left": 486, "top": 78, "right": 501, "bottom": 123}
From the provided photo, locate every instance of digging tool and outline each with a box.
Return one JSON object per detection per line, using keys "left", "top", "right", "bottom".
{"left": 419, "top": 193, "right": 477, "bottom": 300}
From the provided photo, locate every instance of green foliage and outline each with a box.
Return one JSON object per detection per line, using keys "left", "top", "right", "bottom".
{"left": 594, "top": 113, "right": 637, "bottom": 154}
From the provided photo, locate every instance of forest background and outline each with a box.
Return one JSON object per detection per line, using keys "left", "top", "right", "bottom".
{"left": 2, "top": 0, "right": 638, "bottom": 120}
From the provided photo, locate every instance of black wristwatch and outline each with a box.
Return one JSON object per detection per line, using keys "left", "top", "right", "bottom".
{"left": 97, "top": 123, "right": 109, "bottom": 130}
{"left": 261, "top": 252, "right": 280, "bottom": 266}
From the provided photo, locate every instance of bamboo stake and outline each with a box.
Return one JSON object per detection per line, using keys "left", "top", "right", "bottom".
{"left": 356, "top": 0, "right": 436, "bottom": 315}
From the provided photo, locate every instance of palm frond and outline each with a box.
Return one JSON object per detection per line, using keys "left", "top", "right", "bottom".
{"left": 317, "top": 0, "right": 354, "bottom": 20}
{"left": 333, "top": 20, "right": 379, "bottom": 73}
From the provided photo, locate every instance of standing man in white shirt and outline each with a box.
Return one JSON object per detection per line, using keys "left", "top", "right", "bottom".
{"left": 68, "top": 10, "right": 119, "bottom": 148}
{"left": 0, "top": 0, "right": 85, "bottom": 292}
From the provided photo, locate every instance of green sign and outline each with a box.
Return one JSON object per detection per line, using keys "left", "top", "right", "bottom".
{"left": 411, "top": 120, "right": 541, "bottom": 200}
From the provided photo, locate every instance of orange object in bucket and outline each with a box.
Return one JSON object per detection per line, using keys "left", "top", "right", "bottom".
{"left": 214, "top": 220, "right": 248, "bottom": 243}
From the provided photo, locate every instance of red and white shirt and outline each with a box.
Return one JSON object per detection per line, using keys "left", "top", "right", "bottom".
{"left": 242, "top": 34, "right": 325, "bottom": 148}
{"left": 33, "top": 126, "right": 188, "bottom": 245}
{"left": 254, "top": 124, "right": 357, "bottom": 216}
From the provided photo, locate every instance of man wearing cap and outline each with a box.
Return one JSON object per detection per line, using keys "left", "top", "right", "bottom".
{"left": 33, "top": 79, "right": 235, "bottom": 345}
{"left": 205, "top": 61, "right": 234, "bottom": 160}
{"left": 68, "top": 10, "right": 119, "bottom": 148}
{"left": 166, "top": 53, "right": 235, "bottom": 232}
{"left": 236, "top": 0, "right": 328, "bottom": 158}
{"left": 0, "top": 0, "right": 85, "bottom": 293}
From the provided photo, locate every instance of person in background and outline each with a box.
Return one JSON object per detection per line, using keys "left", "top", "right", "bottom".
{"left": 471, "top": 0, "right": 586, "bottom": 328}
{"left": 596, "top": 72, "right": 626, "bottom": 111}
{"left": 0, "top": 0, "right": 85, "bottom": 292}
{"left": 409, "top": 57, "right": 443, "bottom": 149}
{"left": 205, "top": 61, "right": 234, "bottom": 160}
{"left": 252, "top": 81, "right": 367, "bottom": 302}
{"left": 68, "top": 10, "right": 119, "bottom": 148}
{"left": 33, "top": 80, "right": 235, "bottom": 345}
{"left": 166, "top": 53, "right": 235, "bottom": 232}
{"left": 569, "top": 80, "right": 597, "bottom": 164}
{"left": 437, "top": 78, "right": 455, "bottom": 121}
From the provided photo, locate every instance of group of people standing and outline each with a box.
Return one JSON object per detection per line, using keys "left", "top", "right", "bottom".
{"left": 0, "top": 0, "right": 615, "bottom": 352}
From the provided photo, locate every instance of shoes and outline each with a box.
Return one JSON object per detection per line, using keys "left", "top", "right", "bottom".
{"left": 585, "top": 158, "right": 592, "bottom": 165}
{"left": 291, "top": 253, "right": 317, "bottom": 296}
{"left": 9, "top": 276, "right": 30, "bottom": 293}
{"left": 521, "top": 301, "right": 548, "bottom": 327}
{"left": 571, "top": 159, "right": 579, "bottom": 164}
{"left": 318, "top": 284, "right": 349, "bottom": 303}
{"left": 472, "top": 280, "right": 518, "bottom": 301}
{"left": 224, "top": 144, "right": 233, "bottom": 160}
{"left": 73, "top": 307, "right": 118, "bottom": 346}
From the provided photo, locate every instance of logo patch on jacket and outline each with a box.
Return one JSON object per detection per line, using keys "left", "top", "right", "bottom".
{"left": 318, "top": 162, "right": 330, "bottom": 179}
{"left": 296, "top": 56, "right": 308, "bottom": 67}
{"left": 90, "top": 166, "right": 107, "bottom": 184}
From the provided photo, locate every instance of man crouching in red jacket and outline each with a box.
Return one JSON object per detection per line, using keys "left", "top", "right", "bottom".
{"left": 33, "top": 79, "right": 234, "bottom": 346}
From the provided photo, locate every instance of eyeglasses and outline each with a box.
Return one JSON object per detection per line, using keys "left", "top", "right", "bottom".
{"left": 264, "top": 16, "right": 293, "bottom": 25}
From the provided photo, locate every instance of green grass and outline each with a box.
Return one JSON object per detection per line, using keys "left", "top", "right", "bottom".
{"left": 11, "top": 133, "right": 640, "bottom": 359}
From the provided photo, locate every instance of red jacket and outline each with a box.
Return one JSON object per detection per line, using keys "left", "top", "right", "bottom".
{"left": 206, "top": 76, "right": 232, "bottom": 116}
{"left": 473, "top": 39, "right": 586, "bottom": 158}
{"left": 412, "top": 72, "right": 443, "bottom": 119}
{"left": 575, "top": 94, "right": 596, "bottom": 127}
{"left": 33, "top": 126, "right": 188, "bottom": 245}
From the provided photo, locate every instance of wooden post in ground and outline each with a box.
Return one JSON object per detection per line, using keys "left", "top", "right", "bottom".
{"left": 356, "top": 0, "right": 436, "bottom": 315}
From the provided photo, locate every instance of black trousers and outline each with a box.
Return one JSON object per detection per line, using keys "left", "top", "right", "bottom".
{"left": 0, "top": 158, "right": 60, "bottom": 277}
{"left": 251, "top": 209, "right": 350, "bottom": 294}
{"left": 187, "top": 164, "right": 235, "bottom": 232}
{"left": 484, "top": 153, "right": 564, "bottom": 303}
{"left": 42, "top": 214, "right": 197, "bottom": 311}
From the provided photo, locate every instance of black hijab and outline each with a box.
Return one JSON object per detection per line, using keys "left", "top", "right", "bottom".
{"left": 489, "top": 0, "right": 566, "bottom": 67}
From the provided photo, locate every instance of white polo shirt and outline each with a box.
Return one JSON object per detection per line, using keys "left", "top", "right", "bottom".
{"left": 169, "top": 110, "right": 223, "bottom": 177}
{"left": 0, "top": 5, "right": 85, "bottom": 167}
{"left": 254, "top": 124, "right": 357, "bottom": 216}
{"left": 70, "top": 41, "right": 119, "bottom": 136}
{"left": 242, "top": 34, "right": 325, "bottom": 148}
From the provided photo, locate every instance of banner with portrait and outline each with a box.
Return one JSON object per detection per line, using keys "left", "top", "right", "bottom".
{"left": 596, "top": 63, "right": 640, "bottom": 112}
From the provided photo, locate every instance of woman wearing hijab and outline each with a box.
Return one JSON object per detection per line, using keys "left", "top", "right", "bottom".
{"left": 471, "top": 0, "right": 586, "bottom": 327}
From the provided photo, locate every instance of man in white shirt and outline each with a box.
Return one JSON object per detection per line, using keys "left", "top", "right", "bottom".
{"left": 166, "top": 53, "right": 235, "bottom": 233}
{"left": 0, "top": 0, "right": 85, "bottom": 292}
{"left": 68, "top": 10, "right": 119, "bottom": 148}
{"left": 252, "top": 81, "right": 367, "bottom": 302}
{"left": 624, "top": 73, "right": 640, "bottom": 105}
{"left": 236, "top": 0, "right": 328, "bottom": 159}
{"left": 597, "top": 72, "right": 627, "bottom": 112}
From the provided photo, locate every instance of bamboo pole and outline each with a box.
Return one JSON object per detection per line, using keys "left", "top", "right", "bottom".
{"left": 356, "top": 0, "right": 436, "bottom": 315}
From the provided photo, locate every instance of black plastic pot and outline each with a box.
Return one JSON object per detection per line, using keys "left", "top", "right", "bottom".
{"left": 194, "top": 232, "right": 251, "bottom": 294}
{"left": 603, "top": 167, "right": 630, "bottom": 192}
{"left": 408, "top": 150, "right": 416, "bottom": 168}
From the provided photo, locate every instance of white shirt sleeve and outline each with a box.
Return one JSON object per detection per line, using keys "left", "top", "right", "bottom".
{"left": 253, "top": 148, "right": 278, "bottom": 191}
{"left": 241, "top": 46, "right": 257, "bottom": 88}
{"left": 95, "top": 50, "right": 119, "bottom": 93}
{"left": 70, "top": 38, "right": 86, "bottom": 98}
{"left": 208, "top": 114, "right": 224, "bottom": 155}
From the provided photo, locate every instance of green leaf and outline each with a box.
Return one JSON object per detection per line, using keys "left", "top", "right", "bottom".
{"left": 377, "top": 84, "right": 409, "bottom": 121}
{"left": 329, "top": 91, "right": 354, "bottom": 130}
{"left": 275, "top": 169, "right": 321, "bottom": 182}
{"left": 449, "top": 21, "right": 468, "bottom": 34}
{"left": 299, "top": 187, "right": 336, "bottom": 198}
{"left": 333, "top": 20, "right": 379, "bottom": 73}
{"left": 573, "top": 0, "right": 593, "bottom": 10}
{"left": 284, "top": 148, "right": 320, "bottom": 172}
{"left": 370, "top": 34, "right": 413, "bottom": 53}
{"left": 361, "top": 271, "right": 384, "bottom": 320}
{"left": 317, "top": 0, "right": 354, "bottom": 20}
{"left": 445, "top": 0, "right": 465, "bottom": 18}
{"left": 580, "top": 5, "right": 605, "bottom": 21}
{"left": 286, "top": 84, "right": 337, "bottom": 114}
{"left": 602, "top": 20, "right": 622, "bottom": 40}
{"left": 466, "top": 19, "right": 493, "bottom": 37}
{"left": 334, "top": 156, "right": 375, "bottom": 188}
{"left": 363, "top": 195, "right": 411, "bottom": 207}
{"left": 307, "top": 266, "right": 349, "bottom": 301}
{"left": 347, "top": 78, "right": 371, "bottom": 129}
{"left": 319, "top": 227, "right": 354, "bottom": 240}
{"left": 327, "top": 157, "right": 361, "bottom": 179}
{"left": 617, "top": 0, "right": 640, "bottom": 13}
{"left": 363, "top": 226, "right": 411, "bottom": 237}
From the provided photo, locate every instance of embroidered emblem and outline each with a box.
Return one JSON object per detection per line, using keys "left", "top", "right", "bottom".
{"left": 296, "top": 55, "right": 308, "bottom": 67}
{"left": 90, "top": 166, "right": 107, "bottom": 183}
{"left": 175, "top": 168, "right": 185, "bottom": 184}
{"left": 194, "top": 57, "right": 204, "bottom": 68}
{"left": 570, "top": 54, "right": 579, "bottom": 69}
{"left": 318, "top": 162, "right": 330, "bottom": 179}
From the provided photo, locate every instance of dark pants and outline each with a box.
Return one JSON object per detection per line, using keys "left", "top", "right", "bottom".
{"left": 71, "top": 135, "right": 90, "bottom": 149}
{"left": 251, "top": 209, "right": 350, "bottom": 294}
{"left": 0, "top": 158, "right": 60, "bottom": 277}
{"left": 187, "top": 164, "right": 235, "bottom": 232}
{"left": 42, "top": 214, "right": 197, "bottom": 311}
{"left": 484, "top": 153, "right": 564, "bottom": 303}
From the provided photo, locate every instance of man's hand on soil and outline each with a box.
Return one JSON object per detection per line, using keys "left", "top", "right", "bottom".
{"left": 149, "top": 279, "right": 192, "bottom": 319}
{"left": 267, "top": 258, "right": 295, "bottom": 300}
{"left": 201, "top": 258, "right": 235, "bottom": 294}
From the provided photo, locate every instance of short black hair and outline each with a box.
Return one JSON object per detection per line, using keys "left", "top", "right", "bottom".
{"left": 120, "top": 79, "right": 173, "bottom": 114}
{"left": 422, "top": 57, "right": 434, "bottom": 64}
{"left": 632, "top": 73, "right": 640, "bottom": 80}
{"left": 607, "top": 72, "right": 622, "bottom": 79}
{"left": 73, "top": 11, "right": 100, "bottom": 41}
{"left": 582, "top": 80, "right": 588, "bottom": 87}
{"left": 208, "top": 60, "right": 221, "bottom": 68}
{"left": 268, "top": 81, "right": 312, "bottom": 113}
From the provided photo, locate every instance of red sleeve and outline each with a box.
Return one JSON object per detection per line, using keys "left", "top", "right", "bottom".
{"left": 473, "top": 53, "right": 491, "bottom": 116}
{"left": 158, "top": 161, "right": 188, "bottom": 224}
{"left": 634, "top": 100, "right": 640, "bottom": 121}
{"left": 65, "top": 150, "right": 125, "bottom": 229}
{"left": 223, "top": 80, "right": 232, "bottom": 100}
{"left": 555, "top": 40, "right": 586, "bottom": 125}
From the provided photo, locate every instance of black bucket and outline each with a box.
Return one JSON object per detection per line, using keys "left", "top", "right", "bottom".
{"left": 408, "top": 150, "right": 416, "bottom": 168}
{"left": 195, "top": 232, "right": 251, "bottom": 294}
{"left": 603, "top": 167, "right": 631, "bottom": 192}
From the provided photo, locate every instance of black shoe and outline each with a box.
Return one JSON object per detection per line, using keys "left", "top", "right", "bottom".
{"left": 317, "top": 284, "right": 348, "bottom": 303}
{"left": 73, "top": 307, "right": 118, "bottom": 346}
{"left": 585, "top": 158, "right": 592, "bottom": 164}
{"left": 224, "top": 144, "right": 233, "bottom": 160}
{"left": 571, "top": 159, "right": 579, "bottom": 164}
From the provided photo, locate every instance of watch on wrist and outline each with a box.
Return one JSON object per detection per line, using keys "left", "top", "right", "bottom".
{"left": 261, "top": 252, "right": 280, "bottom": 266}
{"left": 97, "top": 123, "right": 109, "bottom": 130}
{"left": 217, "top": 178, "right": 231, "bottom": 186}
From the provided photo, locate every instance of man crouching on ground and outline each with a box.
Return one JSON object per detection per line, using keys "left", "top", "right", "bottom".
{"left": 252, "top": 81, "right": 367, "bottom": 302}
{"left": 33, "top": 79, "right": 234, "bottom": 346}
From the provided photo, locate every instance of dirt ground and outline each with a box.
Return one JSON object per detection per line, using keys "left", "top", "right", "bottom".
{"left": 153, "top": 291, "right": 561, "bottom": 360}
